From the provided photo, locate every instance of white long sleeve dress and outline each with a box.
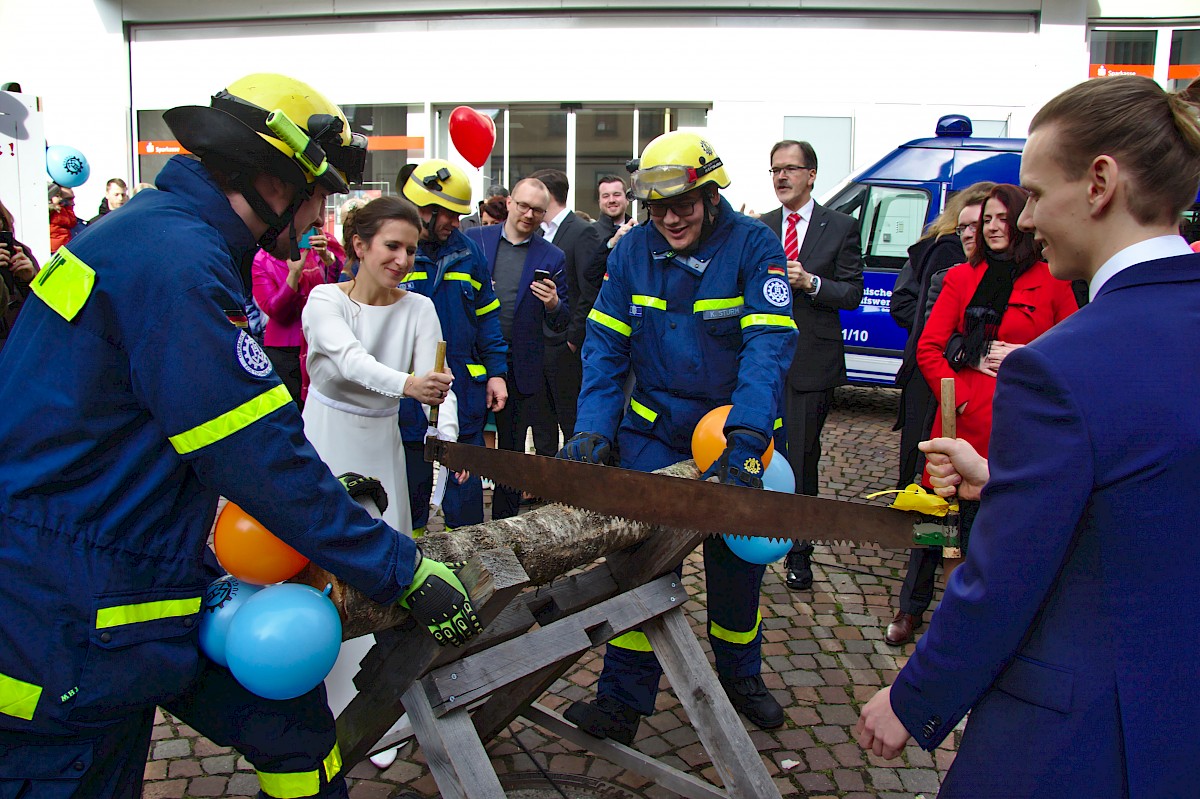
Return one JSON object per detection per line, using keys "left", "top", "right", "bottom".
{"left": 301, "top": 284, "right": 458, "bottom": 726}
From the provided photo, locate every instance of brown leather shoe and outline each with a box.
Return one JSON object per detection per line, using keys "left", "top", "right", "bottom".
{"left": 885, "top": 612, "right": 922, "bottom": 646}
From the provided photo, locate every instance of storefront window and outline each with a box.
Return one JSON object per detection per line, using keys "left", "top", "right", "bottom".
{"left": 1089, "top": 30, "right": 1157, "bottom": 78}
{"left": 575, "top": 108, "right": 634, "bottom": 221}
{"left": 1169, "top": 29, "right": 1200, "bottom": 91}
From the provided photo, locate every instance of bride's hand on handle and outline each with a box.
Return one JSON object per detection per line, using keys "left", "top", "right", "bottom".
{"left": 405, "top": 369, "right": 453, "bottom": 405}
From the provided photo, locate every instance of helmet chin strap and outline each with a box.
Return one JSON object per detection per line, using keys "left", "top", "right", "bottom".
{"left": 237, "top": 174, "right": 309, "bottom": 260}
{"left": 423, "top": 206, "right": 446, "bottom": 244}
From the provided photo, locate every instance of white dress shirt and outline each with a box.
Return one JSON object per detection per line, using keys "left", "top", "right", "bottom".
{"left": 541, "top": 207, "right": 570, "bottom": 244}
{"left": 1089, "top": 235, "right": 1192, "bottom": 300}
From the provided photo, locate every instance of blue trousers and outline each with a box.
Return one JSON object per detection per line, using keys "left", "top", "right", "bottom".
{"left": 596, "top": 429, "right": 767, "bottom": 716}
{"left": 0, "top": 658, "right": 346, "bottom": 799}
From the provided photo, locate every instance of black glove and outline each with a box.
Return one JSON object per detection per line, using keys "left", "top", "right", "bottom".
{"left": 557, "top": 432, "right": 612, "bottom": 464}
{"left": 337, "top": 472, "right": 389, "bottom": 515}
{"left": 399, "top": 548, "right": 482, "bottom": 647}
{"left": 700, "top": 429, "right": 768, "bottom": 489}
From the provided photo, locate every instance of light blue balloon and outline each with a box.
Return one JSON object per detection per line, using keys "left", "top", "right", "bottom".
{"left": 225, "top": 583, "right": 342, "bottom": 700}
{"left": 761, "top": 455, "right": 796, "bottom": 494}
{"left": 46, "top": 144, "right": 90, "bottom": 188}
{"left": 198, "top": 575, "right": 262, "bottom": 668}
{"left": 723, "top": 534, "right": 794, "bottom": 565}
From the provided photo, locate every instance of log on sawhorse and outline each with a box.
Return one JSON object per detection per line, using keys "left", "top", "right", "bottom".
{"left": 335, "top": 543, "right": 783, "bottom": 799}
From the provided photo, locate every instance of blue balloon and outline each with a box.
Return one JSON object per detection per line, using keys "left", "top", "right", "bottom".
{"left": 198, "top": 575, "right": 263, "bottom": 667}
{"left": 225, "top": 583, "right": 342, "bottom": 700}
{"left": 761, "top": 455, "right": 796, "bottom": 494}
{"left": 46, "top": 144, "right": 90, "bottom": 188}
{"left": 723, "top": 534, "right": 794, "bottom": 565}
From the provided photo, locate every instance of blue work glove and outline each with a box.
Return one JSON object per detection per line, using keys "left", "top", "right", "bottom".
{"left": 399, "top": 548, "right": 482, "bottom": 647}
{"left": 701, "top": 429, "right": 769, "bottom": 489}
{"left": 557, "top": 432, "right": 613, "bottom": 465}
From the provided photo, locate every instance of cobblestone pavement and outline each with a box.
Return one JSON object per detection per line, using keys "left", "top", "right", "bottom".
{"left": 145, "top": 385, "right": 958, "bottom": 798}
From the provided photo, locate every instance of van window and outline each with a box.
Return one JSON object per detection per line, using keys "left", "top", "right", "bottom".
{"left": 826, "top": 183, "right": 930, "bottom": 271}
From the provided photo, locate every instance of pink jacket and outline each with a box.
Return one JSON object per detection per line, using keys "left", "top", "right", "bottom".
{"left": 251, "top": 240, "right": 345, "bottom": 347}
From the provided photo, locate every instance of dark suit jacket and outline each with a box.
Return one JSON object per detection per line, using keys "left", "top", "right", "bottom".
{"left": 760, "top": 204, "right": 865, "bottom": 391}
{"left": 466, "top": 225, "right": 568, "bottom": 396}
{"left": 892, "top": 251, "right": 1200, "bottom": 797}
{"left": 543, "top": 211, "right": 603, "bottom": 350}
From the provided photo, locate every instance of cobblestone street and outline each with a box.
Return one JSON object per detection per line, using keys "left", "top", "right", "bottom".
{"left": 145, "top": 385, "right": 957, "bottom": 799}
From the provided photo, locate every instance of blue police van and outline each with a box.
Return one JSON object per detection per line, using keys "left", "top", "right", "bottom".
{"left": 822, "top": 115, "right": 1023, "bottom": 386}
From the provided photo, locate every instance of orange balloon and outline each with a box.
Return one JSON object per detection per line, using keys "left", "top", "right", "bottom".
{"left": 214, "top": 502, "right": 309, "bottom": 585}
{"left": 690, "top": 405, "right": 774, "bottom": 472}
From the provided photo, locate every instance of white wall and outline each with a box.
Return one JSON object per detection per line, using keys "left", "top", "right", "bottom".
{"left": 127, "top": 11, "right": 1056, "bottom": 212}
{"left": 0, "top": 0, "right": 130, "bottom": 235}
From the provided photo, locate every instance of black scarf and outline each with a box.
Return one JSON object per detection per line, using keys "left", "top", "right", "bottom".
{"left": 959, "top": 250, "right": 1034, "bottom": 367}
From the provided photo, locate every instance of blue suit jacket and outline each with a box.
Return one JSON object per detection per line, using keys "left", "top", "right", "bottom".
{"left": 466, "top": 225, "right": 568, "bottom": 396}
{"left": 891, "top": 251, "right": 1200, "bottom": 798}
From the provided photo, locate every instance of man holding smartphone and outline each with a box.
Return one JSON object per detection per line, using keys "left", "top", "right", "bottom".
{"left": 466, "top": 177, "right": 568, "bottom": 519}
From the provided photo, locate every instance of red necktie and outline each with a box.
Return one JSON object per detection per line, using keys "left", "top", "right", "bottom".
{"left": 784, "top": 212, "right": 800, "bottom": 261}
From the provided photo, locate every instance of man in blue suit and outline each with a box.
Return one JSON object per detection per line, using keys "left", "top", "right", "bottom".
{"left": 466, "top": 177, "right": 568, "bottom": 519}
{"left": 855, "top": 75, "right": 1200, "bottom": 797}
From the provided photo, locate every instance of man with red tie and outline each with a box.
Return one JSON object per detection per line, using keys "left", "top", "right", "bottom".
{"left": 757, "top": 140, "right": 865, "bottom": 590}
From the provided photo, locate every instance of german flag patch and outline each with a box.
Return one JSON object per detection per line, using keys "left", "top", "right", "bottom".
{"left": 767, "top": 264, "right": 786, "bottom": 277}
{"left": 224, "top": 309, "right": 249, "bottom": 329}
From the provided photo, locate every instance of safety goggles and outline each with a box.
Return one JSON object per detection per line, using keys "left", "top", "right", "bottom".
{"left": 630, "top": 158, "right": 724, "bottom": 200}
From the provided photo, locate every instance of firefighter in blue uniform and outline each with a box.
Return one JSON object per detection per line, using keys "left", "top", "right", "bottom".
{"left": 559, "top": 132, "right": 798, "bottom": 744}
{"left": 0, "top": 74, "right": 480, "bottom": 798}
{"left": 397, "top": 160, "right": 508, "bottom": 536}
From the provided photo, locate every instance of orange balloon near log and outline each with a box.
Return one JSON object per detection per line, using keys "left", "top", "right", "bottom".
{"left": 214, "top": 502, "right": 309, "bottom": 585}
{"left": 690, "top": 405, "right": 774, "bottom": 472}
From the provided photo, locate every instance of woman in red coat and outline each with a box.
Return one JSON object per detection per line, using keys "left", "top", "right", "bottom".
{"left": 917, "top": 183, "right": 1077, "bottom": 527}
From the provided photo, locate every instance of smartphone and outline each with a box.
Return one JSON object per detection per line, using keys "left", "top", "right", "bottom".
{"left": 298, "top": 228, "right": 316, "bottom": 249}
{"left": 0, "top": 231, "right": 13, "bottom": 251}
{"left": 533, "top": 269, "right": 552, "bottom": 283}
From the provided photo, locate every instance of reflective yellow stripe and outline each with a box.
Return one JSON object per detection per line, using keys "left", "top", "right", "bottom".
{"left": 629, "top": 398, "right": 658, "bottom": 423}
{"left": 631, "top": 294, "right": 666, "bottom": 311}
{"left": 588, "top": 308, "right": 631, "bottom": 337}
{"left": 405, "top": 271, "right": 428, "bottom": 281}
{"left": 444, "top": 271, "right": 483, "bottom": 290}
{"left": 608, "top": 631, "right": 652, "bottom": 652}
{"left": 30, "top": 246, "right": 96, "bottom": 322}
{"left": 774, "top": 417, "right": 783, "bottom": 431}
{"left": 709, "top": 612, "right": 762, "bottom": 645}
{"left": 693, "top": 297, "right": 742, "bottom": 313}
{"left": 168, "top": 384, "right": 292, "bottom": 455}
{"left": 96, "top": 597, "right": 202, "bottom": 629}
{"left": 466, "top": 363, "right": 487, "bottom": 378}
{"left": 323, "top": 743, "right": 342, "bottom": 781}
{"left": 740, "top": 313, "right": 797, "bottom": 330}
{"left": 257, "top": 768, "right": 319, "bottom": 799}
{"left": 0, "top": 671, "right": 42, "bottom": 721}
{"left": 476, "top": 298, "right": 500, "bottom": 316}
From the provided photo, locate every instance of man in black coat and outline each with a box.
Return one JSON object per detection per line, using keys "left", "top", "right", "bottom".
{"left": 529, "top": 169, "right": 603, "bottom": 446}
{"left": 759, "top": 140, "right": 864, "bottom": 590}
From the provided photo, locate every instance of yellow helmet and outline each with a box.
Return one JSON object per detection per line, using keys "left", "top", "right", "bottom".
{"left": 399, "top": 160, "right": 473, "bottom": 215}
{"left": 164, "top": 73, "right": 366, "bottom": 195}
{"left": 631, "top": 131, "right": 730, "bottom": 201}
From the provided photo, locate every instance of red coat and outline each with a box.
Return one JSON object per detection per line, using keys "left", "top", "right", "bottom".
{"left": 917, "top": 260, "right": 1076, "bottom": 485}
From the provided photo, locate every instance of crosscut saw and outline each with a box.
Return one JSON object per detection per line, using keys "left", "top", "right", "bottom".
{"left": 426, "top": 439, "right": 954, "bottom": 550}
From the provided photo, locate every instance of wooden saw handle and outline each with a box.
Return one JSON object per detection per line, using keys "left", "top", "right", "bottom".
{"left": 428, "top": 341, "right": 447, "bottom": 428}
{"left": 940, "top": 377, "right": 963, "bottom": 561}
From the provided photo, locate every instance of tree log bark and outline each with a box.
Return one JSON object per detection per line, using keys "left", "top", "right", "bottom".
{"left": 293, "top": 460, "right": 701, "bottom": 639}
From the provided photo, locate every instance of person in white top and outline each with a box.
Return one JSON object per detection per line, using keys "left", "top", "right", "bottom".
{"left": 301, "top": 195, "right": 460, "bottom": 768}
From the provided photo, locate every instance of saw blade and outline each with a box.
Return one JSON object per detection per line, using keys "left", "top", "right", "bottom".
{"left": 428, "top": 439, "right": 925, "bottom": 551}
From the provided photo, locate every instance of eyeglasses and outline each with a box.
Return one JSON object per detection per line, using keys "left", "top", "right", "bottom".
{"left": 646, "top": 196, "right": 702, "bottom": 219}
{"left": 511, "top": 200, "right": 546, "bottom": 217}
{"left": 768, "top": 165, "right": 814, "bottom": 176}
{"left": 955, "top": 223, "right": 978, "bottom": 237}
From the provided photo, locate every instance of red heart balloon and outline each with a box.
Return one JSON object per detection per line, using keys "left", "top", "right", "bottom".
{"left": 448, "top": 106, "right": 496, "bottom": 169}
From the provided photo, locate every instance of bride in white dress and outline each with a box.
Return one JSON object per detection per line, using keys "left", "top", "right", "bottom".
{"left": 301, "top": 195, "right": 458, "bottom": 768}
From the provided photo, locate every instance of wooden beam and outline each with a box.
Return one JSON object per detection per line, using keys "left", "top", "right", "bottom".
{"left": 643, "top": 608, "right": 782, "bottom": 799}
{"left": 523, "top": 704, "right": 729, "bottom": 799}
{"left": 425, "top": 574, "right": 683, "bottom": 716}
{"left": 402, "top": 677, "right": 506, "bottom": 799}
